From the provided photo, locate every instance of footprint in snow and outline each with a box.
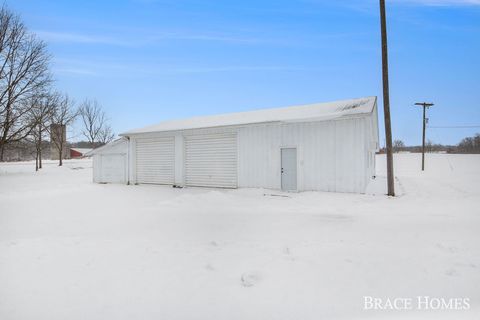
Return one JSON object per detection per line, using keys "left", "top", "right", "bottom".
{"left": 205, "top": 263, "right": 215, "bottom": 271}
{"left": 454, "top": 262, "right": 477, "bottom": 269}
{"left": 241, "top": 271, "right": 262, "bottom": 287}
{"left": 436, "top": 243, "right": 458, "bottom": 254}
{"left": 445, "top": 268, "right": 458, "bottom": 277}
{"left": 283, "top": 247, "right": 295, "bottom": 261}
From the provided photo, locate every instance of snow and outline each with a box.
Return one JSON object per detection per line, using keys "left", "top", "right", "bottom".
{"left": 0, "top": 154, "right": 479, "bottom": 319}
{"left": 122, "top": 96, "right": 376, "bottom": 134}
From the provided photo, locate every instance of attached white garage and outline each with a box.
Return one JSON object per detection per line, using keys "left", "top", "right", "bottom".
{"left": 88, "top": 138, "right": 128, "bottom": 184}
{"left": 92, "top": 97, "right": 380, "bottom": 193}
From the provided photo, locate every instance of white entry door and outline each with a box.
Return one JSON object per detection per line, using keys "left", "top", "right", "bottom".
{"left": 281, "top": 148, "right": 297, "bottom": 191}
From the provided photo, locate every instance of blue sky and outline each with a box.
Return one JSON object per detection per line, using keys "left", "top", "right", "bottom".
{"left": 9, "top": 0, "right": 480, "bottom": 145}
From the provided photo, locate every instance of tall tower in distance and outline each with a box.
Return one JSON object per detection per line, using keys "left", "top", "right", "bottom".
{"left": 50, "top": 124, "right": 67, "bottom": 160}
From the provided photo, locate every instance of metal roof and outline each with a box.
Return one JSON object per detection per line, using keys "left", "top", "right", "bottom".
{"left": 121, "top": 96, "right": 377, "bottom": 135}
{"left": 70, "top": 148, "right": 93, "bottom": 155}
{"left": 85, "top": 138, "right": 127, "bottom": 156}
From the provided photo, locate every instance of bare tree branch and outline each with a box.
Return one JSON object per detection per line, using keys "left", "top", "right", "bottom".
{"left": 0, "top": 5, "right": 52, "bottom": 161}
{"left": 49, "top": 94, "right": 77, "bottom": 166}
{"left": 79, "top": 99, "right": 107, "bottom": 147}
{"left": 98, "top": 124, "right": 115, "bottom": 144}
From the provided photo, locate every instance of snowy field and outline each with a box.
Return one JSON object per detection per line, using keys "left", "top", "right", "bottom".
{"left": 0, "top": 154, "right": 479, "bottom": 319}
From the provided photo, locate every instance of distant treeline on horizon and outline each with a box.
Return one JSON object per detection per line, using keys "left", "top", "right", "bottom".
{"left": 379, "top": 133, "right": 480, "bottom": 154}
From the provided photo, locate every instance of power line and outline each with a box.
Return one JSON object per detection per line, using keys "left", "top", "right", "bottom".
{"left": 428, "top": 125, "right": 480, "bottom": 129}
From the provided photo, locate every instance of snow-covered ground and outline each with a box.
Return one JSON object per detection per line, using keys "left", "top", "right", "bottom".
{"left": 0, "top": 154, "right": 479, "bottom": 320}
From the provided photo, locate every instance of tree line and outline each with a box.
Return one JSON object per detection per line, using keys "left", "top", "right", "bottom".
{"left": 388, "top": 133, "right": 480, "bottom": 154}
{"left": 0, "top": 6, "right": 115, "bottom": 170}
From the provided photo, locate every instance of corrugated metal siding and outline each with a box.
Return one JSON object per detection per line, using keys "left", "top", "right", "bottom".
{"left": 334, "top": 118, "right": 367, "bottom": 192}
{"left": 136, "top": 137, "right": 174, "bottom": 184}
{"left": 238, "top": 118, "right": 369, "bottom": 193}
{"left": 237, "top": 124, "right": 281, "bottom": 189}
{"left": 127, "top": 113, "right": 375, "bottom": 193}
{"left": 367, "top": 104, "right": 379, "bottom": 179}
{"left": 299, "top": 121, "right": 336, "bottom": 192}
{"left": 99, "top": 154, "right": 126, "bottom": 183}
{"left": 184, "top": 133, "right": 237, "bottom": 188}
{"left": 93, "top": 155, "right": 100, "bottom": 183}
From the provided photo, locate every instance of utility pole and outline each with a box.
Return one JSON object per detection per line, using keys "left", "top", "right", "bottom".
{"left": 379, "top": 0, "right": 395, "bottom": 196}
{"left": 414, "top": 102, "right": 434, "bottom": 171}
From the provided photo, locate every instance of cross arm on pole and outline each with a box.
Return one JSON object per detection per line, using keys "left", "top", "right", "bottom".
{"left": 415, "top": 102, "right": 434, "bottom": 108}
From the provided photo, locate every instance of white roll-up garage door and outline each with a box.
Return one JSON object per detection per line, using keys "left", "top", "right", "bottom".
{"left": 185, "top": 133, "right": 237, "bottom": 188}
{"left": 136, "top": 137, "right": 174, "bottom": 184}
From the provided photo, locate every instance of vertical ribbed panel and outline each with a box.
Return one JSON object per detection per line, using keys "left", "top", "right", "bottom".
{"left": 100, "top": 154, "right": 126, "bottom": 183}
{"left": 237, "top": 118, "right": 370, "bottom": 193}
{"left": 136, "top": 137, "right": 174, "bottom": 184}
{"left": 185, "top": 133, "right": 237, "bottom": 188}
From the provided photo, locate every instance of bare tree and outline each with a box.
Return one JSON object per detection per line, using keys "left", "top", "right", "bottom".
{"left": 50, "top": 94, "right": 77, "bottom": 166}
{"left": 457, "top": 133, "right": 480, "bottom": 154}
{"left": 425, "top": 140, "right": 433, "bottom": 153}
{"left": 79, "top": 99, "right": 112, "bottom": 147}
{"left": 27, "top": 91, "right": 57, "bottom": 170}
{"left": 393, "top": 139, "right": 405, "bottom": 153}
{"left": 0, "top": 6, "right": 51, "bottom": 161}
{"left": 98, "top": 124, "right": 115, "bottom": 144}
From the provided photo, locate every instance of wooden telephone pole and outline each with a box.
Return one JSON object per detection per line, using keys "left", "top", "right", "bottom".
{"left": 414, "top": 102, "right": 434, "bottom": 171}
{"left": 379, "top": 0, "right": 395, "bottom": 196}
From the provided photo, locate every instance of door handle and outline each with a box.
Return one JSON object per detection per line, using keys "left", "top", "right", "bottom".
{"left": 281, "top": 168, "right": 284, "bottom": 174}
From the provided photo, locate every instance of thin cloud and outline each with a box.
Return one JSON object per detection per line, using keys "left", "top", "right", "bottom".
{"left": 54, "top": 67, "right": 99, "bottom": 76}
{"left": 155, "top": 33, "right": 264, "bottom": 44}
{"left": 35, "top": 31, "right": 134, "bottom": 46}
{"left": 389, "top": 0, "right": 480, "bottom": 6}
{"left": 36, "top": 28, "right": 367, "bottom": 48}
{"left": 52, "top": 57, "right": 307, "bottom": 77}
{"left": 331, "top": 0, "right": 480, "bottom": 12}
{"left": 168, "top": 66, "right": 307, "bottom": 74}
{"left": 35, "top": 30, "right": 266, "bottom": 46}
